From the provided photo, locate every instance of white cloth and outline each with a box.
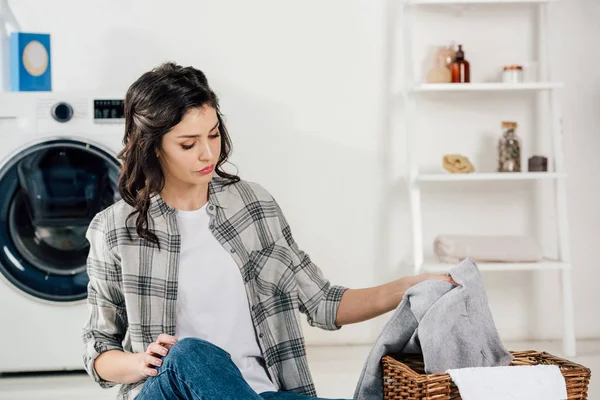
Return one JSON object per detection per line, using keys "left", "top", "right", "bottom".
{"left": 448, "top": 365, "right": 568, "bottom": 400}
{"left": 434, "top": 235, "right": 543, "bottom": 263}
{"left": 175, "top": 204, "right": 276, "bottom": 395}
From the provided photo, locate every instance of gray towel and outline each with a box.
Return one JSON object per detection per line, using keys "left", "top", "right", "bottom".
{"left": 353, "top": 259, "right": 513, "bottom": 400}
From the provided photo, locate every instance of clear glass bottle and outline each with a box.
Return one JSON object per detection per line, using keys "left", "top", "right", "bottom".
{"left": 498, "top": 121, "right": 521, "bottom": 172}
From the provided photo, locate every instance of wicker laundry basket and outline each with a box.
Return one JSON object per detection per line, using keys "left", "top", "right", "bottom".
{"left": 382, "top": 350, "right": 591, "bottom": 400}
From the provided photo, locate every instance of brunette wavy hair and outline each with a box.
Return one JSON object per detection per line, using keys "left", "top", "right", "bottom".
{"left": 118, "top": 62, "right": 239, "bottom": 245}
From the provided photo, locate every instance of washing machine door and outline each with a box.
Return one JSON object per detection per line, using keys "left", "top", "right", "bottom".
{"left": 0, "top": 139, "right": 121, "bottom": 302}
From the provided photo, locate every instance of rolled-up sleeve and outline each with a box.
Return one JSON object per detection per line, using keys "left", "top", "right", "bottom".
{"left": 82, "top": 212, "right": 127, "bottom": 388}
{"left": 273, "top": 198, "right": 348, "bottom": 331}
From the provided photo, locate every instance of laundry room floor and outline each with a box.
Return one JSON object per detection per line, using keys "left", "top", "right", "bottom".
{"left": 0, "top": 340, "right": 597, "bottom": 400}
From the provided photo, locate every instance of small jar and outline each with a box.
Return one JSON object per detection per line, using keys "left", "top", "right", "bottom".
{"left": 528, "top": 155, "right": 548, "bottom": 172}
{"left": 498, "top": 121, "right": 521, "bottom": 172}
{"left": 503, "top": 65, "right": 524, "bottom": 84}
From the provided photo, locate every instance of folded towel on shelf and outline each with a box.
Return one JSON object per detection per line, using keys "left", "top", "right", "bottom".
{"left": 434, "top": 235, "right": 543, "bottom": 263}
{"left": 448, "top": 365, "right": 568, "bottom": 400}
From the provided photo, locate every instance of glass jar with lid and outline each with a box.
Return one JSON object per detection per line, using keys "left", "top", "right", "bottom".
{"left": 498, "top": 121, "right": 521, "bottom": 172}
{"left": 503, "top": 65, "right": 524, "bottom": 84}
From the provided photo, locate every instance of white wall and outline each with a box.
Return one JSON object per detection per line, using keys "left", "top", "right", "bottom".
{"left": 555, "top": 0, "right": 600, "bottom": 340}
{"left": 9, "top": 0, "right": 599, "bottom": 345}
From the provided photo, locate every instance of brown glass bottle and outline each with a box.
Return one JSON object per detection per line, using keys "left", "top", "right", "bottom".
{"left": 451, "top": 44, "right": 470, "bottom": 83}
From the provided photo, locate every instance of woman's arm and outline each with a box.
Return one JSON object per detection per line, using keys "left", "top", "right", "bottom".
{"left": 83, "top": 212, "right": 129, "bottom": 388}
{"left": 94, "top": 350, "right": 145, "bottom": 384}
{"left": 94, "top": 334, "right": 178, "bottom": 384}
{"left": 335, "top": 274, "right": 455, "bottom": 326}
{"left": 84, "top": 213, "right": 178, "bottom": 386}
{"left": 269, "top": 193, "right": 454, "bottom": 329}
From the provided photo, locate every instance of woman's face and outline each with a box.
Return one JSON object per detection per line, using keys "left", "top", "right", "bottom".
{"left": 158, "top": 105, "right": 221, "bottom": 188}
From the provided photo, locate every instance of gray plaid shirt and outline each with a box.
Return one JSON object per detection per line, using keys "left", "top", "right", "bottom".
{"left": 82, "top": 177, "right": 348, "bottom": 399}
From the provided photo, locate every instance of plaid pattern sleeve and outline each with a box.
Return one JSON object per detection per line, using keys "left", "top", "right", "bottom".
{"left": 273, "top": 198, "right": 348, "bottom": 331}
{"left": 82, "top": 211, "right": 128, "bottom": 389}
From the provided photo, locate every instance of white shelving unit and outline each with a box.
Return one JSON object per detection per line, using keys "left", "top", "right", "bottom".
{"left": 409, "top": 0, "right": 558, "bottom": 4}
{"left": 423, "top": 260, "right": 570, "bottom": 273}
{"left": 413, "top": 82, "right": 563, "bottom": 92}
{"left": 417, "top": 172, "right": 566, "bottom": 182}
{"left": 400, "top": 0, "right": 576, "bottom": 356}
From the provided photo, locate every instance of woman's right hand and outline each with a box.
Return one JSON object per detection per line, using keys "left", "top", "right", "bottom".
{"left": 138, "top": 333, "right": 178, "bottom": 378}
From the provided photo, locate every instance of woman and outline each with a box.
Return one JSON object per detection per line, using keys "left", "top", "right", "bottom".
{"left": 82, "top": 62, "right": 453, "bottom": 400}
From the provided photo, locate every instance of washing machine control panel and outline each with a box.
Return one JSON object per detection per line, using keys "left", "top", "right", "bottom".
{"left": 93, "top": 99, "right": 125, "bottom": 122}
{"left": 51, "top": 102, "right": 74, "bottom": 123}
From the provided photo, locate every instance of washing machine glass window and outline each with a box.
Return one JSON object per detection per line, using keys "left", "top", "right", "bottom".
{"left": 0, "top": 139, "right": 121, "bottom": 302}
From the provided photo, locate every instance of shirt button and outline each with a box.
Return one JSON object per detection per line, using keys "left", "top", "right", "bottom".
{"left": 259, "top": 333, "right": 264, "bottom": 339}
{"left": 245, "top": 276, "right": 250, "bottom": 282}
{"left": 209, "top": 224, "right": 214, "bottom": 230}
{"left": 230, "top": 248, "right": 236, "bottom": 253}
{"left": 251, "top": 305, "right": 256, "bottom": 311}
{"left": 267, "top": 360, "right": 273, "bottom": 367}
{"left": 209, "top": 205, "right": 215, "bottom": 211}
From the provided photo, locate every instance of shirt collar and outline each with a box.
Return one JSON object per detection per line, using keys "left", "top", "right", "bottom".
{"left": 148, "top": 176, "right": 233, "bottom": 219}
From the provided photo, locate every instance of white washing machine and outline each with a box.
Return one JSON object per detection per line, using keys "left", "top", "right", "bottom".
{"left": 0, "top": 92, "right": 124, "bottom": 373}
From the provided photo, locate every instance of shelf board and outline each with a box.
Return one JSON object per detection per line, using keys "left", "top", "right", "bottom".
{"left": 412, "top": 82, "right": 563, "bottom": 93}
{"left": 422, "top": 260, "right": 570, "bottom": 273}
{"left": 417, "top": 172, "right": 565, "bottom": 182}
{"left": 409, "top": 0, "right": 558, "bottom": 4}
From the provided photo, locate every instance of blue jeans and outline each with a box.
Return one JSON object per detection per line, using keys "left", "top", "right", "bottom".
{"left": 136, "top": 337, "right": 349, "bottom": 400}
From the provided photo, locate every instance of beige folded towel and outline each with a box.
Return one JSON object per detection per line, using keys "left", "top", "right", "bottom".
{"left": 434, "top": 235, "right": 543, "bottom": 263}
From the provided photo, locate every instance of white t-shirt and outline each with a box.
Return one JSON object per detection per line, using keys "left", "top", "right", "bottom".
{"left": 175, "top": 204, "right": 276, "bottom": 395}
